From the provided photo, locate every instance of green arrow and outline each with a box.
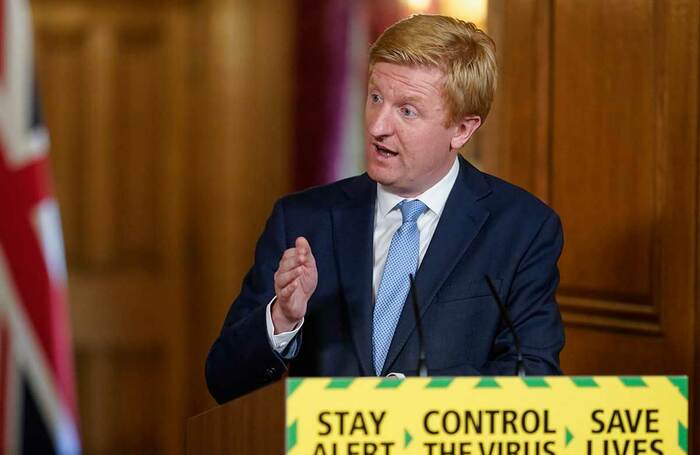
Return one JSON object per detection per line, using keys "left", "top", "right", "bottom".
{"left": 565, "top": 427, "right": 574, "bottom": 447}
{"left": 404, "top": 429, "right": 413, "bottom": 448}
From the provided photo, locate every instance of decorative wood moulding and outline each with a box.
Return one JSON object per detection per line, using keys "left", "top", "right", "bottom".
{"left": 558, "top": 288, "right": 662, "bottom": 335}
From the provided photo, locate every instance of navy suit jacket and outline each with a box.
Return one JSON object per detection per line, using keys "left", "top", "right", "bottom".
{"left": 206, "top": 156, "right": 565, "bottom": 404}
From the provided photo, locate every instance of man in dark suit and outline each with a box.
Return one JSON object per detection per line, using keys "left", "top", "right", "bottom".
{"left": 206, "top": 15, "right": 564, "bottom": 404}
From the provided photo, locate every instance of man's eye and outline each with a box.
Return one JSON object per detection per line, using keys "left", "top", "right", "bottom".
{"left": 370, "top": 93, "right": 382, "bottom": 103}
{"left": 400, "top": 107, "right": 417, "bottom": 118}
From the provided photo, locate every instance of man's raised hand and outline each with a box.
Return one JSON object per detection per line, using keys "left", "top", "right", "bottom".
{"left": 271, "top": 237, "right": 318, "bottom": 333}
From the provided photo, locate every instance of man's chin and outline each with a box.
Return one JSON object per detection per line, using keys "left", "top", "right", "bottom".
{"left": 366, "top": 168, "right": 395, "bottom": 186}
{"left": 367, "top": 171, "right": 412, "bottom": 196}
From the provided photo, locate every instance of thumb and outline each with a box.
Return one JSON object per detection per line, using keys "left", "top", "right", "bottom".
{"left": 296, "top": 236, "right": 311, "bottom": 254}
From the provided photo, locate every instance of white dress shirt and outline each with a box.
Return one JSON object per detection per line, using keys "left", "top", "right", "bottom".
{"left": 372, "top": 157, "right": 460, "bottom": 298}
{"left": 266, "top": 157, "right": 460, "bottom": 353}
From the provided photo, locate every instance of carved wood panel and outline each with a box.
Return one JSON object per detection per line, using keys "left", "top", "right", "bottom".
{"left": 33, "top": 3, "right": 189, "bottom": 453}
{"left": 552, "top": 0, "right": 661, "bottom": 333}
{"left": 188, "top": 0, "right": 295, "bottom": 412}
{"left": 486, "top": 0, "right": 698, "bottom": 442}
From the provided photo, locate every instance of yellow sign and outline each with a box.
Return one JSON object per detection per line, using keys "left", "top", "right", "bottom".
{"left": 285, "top": 376, "right": 687, "bottom": 455}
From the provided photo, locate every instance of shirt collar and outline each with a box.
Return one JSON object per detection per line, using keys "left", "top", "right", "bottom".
{"left": 376, "top": 156, "right": 460, "bottom": 218}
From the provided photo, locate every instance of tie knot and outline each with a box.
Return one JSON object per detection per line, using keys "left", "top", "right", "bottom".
{"left": 399, "top": 199, "right": 427, "bottom": 224}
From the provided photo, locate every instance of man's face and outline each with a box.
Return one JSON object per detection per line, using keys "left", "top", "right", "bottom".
{"left": 365, "top": 62, "right": 470, "bottom": 197}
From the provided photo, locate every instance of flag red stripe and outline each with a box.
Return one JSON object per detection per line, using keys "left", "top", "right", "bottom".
{"left": 0, "top": 146, "right": 76, "bottom": 419}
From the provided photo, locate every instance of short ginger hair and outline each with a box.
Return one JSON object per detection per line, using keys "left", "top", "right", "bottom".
{"left": 369, "top": 14, "right": 497, "bottom": 124}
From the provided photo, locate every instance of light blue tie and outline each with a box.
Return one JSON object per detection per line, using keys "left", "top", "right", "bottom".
{"left": 372, "top": 199, "right": 428, "bottom": 375}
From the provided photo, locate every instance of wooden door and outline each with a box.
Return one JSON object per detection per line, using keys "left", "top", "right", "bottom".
{"left": 483, "top": 0, "right": 699, "bottom": 438}
{"left": 32, "top": 2, "right": 189, "bottom": 452}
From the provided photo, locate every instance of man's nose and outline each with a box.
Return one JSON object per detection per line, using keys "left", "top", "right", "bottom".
{"left": 367, "top": 106, "right": 393, "bottom": 139}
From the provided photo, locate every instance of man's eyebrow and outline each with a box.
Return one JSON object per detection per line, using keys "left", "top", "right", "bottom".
{"left": 401, "top": 95, "right": 426, "bottom": 106}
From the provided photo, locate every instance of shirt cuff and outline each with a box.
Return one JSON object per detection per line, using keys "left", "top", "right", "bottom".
{"left": 266, "top": 296, "right": 303, "bottom": 353}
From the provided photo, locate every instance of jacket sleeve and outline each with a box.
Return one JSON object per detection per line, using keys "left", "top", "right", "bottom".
{"left": 480, "top": 210, "right": 565, "bottom": 376}
{"left": 205, "top": 199, "right": 300, "bottom": 404}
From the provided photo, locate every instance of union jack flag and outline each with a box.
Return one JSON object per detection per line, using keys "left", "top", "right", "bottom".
{"left": 0, "top": 0, "right": 80, "bottom": 452}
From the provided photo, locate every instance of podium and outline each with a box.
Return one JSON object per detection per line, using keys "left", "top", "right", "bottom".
{"left": 186, "top": 376, "right": 688, "bottom": 454}
{"left": 187, "top": 380, "right": 286, "bottom": 454}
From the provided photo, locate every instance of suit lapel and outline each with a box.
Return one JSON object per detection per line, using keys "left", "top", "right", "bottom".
{"left": 381, "top": 157, "right": 492, "bottom": 374}
{"left": 331, "top": 175, "right": 376, "bottom": 376}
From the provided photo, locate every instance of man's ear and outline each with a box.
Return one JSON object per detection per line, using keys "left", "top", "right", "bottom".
{"left": 450, "top": 116, "right": 482, "bottom": 150}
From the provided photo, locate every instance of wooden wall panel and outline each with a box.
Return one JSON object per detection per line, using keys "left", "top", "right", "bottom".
{"left": 481, "top": 0, "right": 551, "bottom": 195}
{"left": 554, "top": 0, "right": 697, "bottom": 352}
{"left": 33, "top": 3, "right": 189, "bottom": 453}
{"left": 553, "top": 0, "right": 659, "bottom": 330}
{"left": 113, "top": 26, "right": 163, "bottom": 267}
{"left": 76, "top": 349, "right": 164, "bottom": 453}
{"left": 32, "top": 0, "right": 295, "bottom": 448}
{"left": 486, "top": 0, "right": 699, "bottom": 439}
{"left": 189, "top": 0, "right": 294, "bottom": 412}
{"left": 35, "top": 27, "right": 88, "bottom": 265}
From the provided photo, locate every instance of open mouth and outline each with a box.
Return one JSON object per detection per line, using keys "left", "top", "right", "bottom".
{"left": 373, "top": 143, "right": 398, "bottom": 158}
